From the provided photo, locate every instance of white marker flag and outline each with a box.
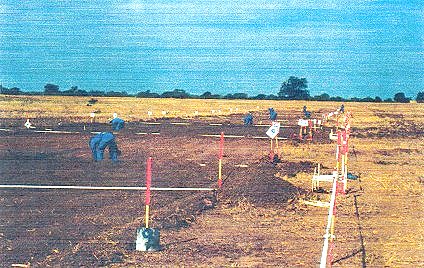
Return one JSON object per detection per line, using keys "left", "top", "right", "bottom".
{"left": 266, "top": 122, "right": 280, "bottom": 139}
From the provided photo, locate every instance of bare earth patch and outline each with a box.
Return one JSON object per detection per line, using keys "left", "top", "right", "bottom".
{"left": 0, "top": 99, "right": 423, "bottom": 267}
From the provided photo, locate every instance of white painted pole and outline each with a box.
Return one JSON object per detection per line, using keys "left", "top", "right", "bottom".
{"left": 33, "top": 130, "right": 80, "bottom": 134}
{"left": 320, "top": 176, "right": 338, "bottom": 268}
{"left": 0, "top": 185, "right": 215, "bottom": 191}
{"left": 200, "top": 134, "right": 287, "bottom": 140}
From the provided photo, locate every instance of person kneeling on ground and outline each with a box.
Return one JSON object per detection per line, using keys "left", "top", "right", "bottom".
{"left": 110, "top": 113, "right": 125, "bottom": 131}
{"left": 89, "top": 132, "right": 121, "bottom": 162}
{"left": 244, "top": 112, "right": 253, "bottom": 125}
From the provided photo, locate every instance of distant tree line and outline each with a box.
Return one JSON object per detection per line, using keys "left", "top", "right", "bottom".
{"left": 1, "top": 79, "right": 423, "bottom": 103}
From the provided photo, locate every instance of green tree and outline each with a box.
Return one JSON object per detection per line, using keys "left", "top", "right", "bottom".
{"left": 225, "top": 93, "right": 248, "bottom": 99}
{"left": 199, "top": 91, "right": 221, "bottom": 99}
{"left": 278, "top": 76, "right": 309, "bottom": 100}
{"left": 106, "top": 91, "right": 128, "bottom": 97}
{"left": 361, "top": 97, "right": 374, "bottom": 102}
{"left": 1, "top": 86, "right": 22, "bottom": 95}
{"left": 416, "top": 92, "right": 424, "bottom": 103}
{"left": 88, "top": 90, "right": 106, "bottom": 97}
{"left": 393, "top": 92, "right": 410, "bottom": 103}
{"left": 44, "top": 83, "right": 60, "bottom": 95}
{"left": 62, "top": 86, "right": 88, "bottom": 96}
{"left": 136, "top": 90, "right": 160, "bottom": 98}
{"left": 374, "top": 96, "right": 382, "bottom": 103}
{"left": 161, "top": 89, "right": 190, "bottom": 99}
{"left": 314, "top": 93, "right": 330, "bottom": 101}
{"left": 251, "top": 94, "right": 268, "bottom": 100}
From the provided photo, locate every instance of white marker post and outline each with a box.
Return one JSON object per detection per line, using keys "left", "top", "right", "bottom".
{"left": 90, "top": 112, "right": 95, "bottom": 123}
{"left": 297, "top": 119, "right": 308, "bottom": 140}
{"left": 266, "top": 122, "right": 281, "bottom": 161}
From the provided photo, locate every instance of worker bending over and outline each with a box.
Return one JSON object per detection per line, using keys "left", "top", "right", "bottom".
{"left": 89, "top": 132, "right": 121, "bottom": 162}
{"left": 244, "top": 112, "right": 253, "bottom": 125}
{"left": 89, "top": 113, "right": 125, "bottom": 162}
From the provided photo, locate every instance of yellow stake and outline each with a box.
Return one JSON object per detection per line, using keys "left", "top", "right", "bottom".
{"left": 330, "top": 214, "right": 336, "bottom": 242}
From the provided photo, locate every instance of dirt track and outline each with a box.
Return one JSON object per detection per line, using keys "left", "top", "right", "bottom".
{"left": 0, "top": 112, "right": 422, "bottom": 267}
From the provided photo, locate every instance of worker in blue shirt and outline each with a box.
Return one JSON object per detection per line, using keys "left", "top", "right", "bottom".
{"left": 268, "top": 108, "right": 277, "bottom": 121}
{"left": 303, "top": 106, "right": 311, "bottom": 119}
{"left": 89, "top": 132, "right": 120, "bottom": 162}
{"left": 89, "top": 113, "right": 124, "bottom": 162}
{"left": 110, "top": 113, "right": 125, "bottom": 131}
{"left": 339, "top": 104, "right": 345, "bottom": 114}
{"left": 244, "top": 112, "right": 253, "bottom": 125}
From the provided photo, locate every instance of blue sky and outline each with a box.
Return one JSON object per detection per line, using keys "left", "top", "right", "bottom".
{"left": 0, "top": 0, "right": 423, "bottom": 98}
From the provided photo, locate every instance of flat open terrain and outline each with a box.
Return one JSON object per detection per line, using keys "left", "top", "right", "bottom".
{"left": 0, "top": 96, "right": 423, "bottom": 267}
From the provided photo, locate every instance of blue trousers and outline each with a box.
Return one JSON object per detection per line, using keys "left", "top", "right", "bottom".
{"left": 269, "top": 112, "right": 277, "bottom": 121}
{"left": 89, "top": 132, "right": 119, "bottom": 162}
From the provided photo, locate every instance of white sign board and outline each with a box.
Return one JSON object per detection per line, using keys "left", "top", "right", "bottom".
{"left": 266, "top": 122, "right": 280, "bottom": 139}
{"left": 298, "top": 119, "right": 309, "bottom": 127}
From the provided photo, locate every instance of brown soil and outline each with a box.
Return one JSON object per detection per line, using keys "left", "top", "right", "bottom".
{"left": 0, "top": 114, "right": 422, "bottom": 267}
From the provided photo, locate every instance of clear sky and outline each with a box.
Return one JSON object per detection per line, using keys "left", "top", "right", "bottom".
{"left": 0, "top": 0, "right": 423, "bottom": 98}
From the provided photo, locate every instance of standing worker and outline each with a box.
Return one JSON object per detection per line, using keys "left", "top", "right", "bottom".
{"left": 268, "top": 108, "right": 277, "bottom": 121}
{"left": 303, "top": 106, "right": 311, "bottom": 119}
{"left": 339, "top": 104, "right": 345, "bottom": 114}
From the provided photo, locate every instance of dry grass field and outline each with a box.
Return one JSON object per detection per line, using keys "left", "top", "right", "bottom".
{"left": 0, "top": 95, "right": 423, "bottom": 267}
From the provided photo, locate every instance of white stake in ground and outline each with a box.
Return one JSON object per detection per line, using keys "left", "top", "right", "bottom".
{"left": 266, "top": 121, "right": 281, "bottom": 161}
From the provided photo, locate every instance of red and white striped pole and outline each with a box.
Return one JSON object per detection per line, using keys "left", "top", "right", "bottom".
{"left": 218, "top": 132, "right": 224, "bottom": 188}
{"left": 145, "top": 157, "right": 152, "bottom": 228}
{"left": 342, "top": 130, "right": 349, "bottom": 193}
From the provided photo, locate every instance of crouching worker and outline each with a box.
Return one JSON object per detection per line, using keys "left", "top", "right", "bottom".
{"left": 110, "top": 113, "right": 125, "bottom": 131}
{"left": 244, "top": 112, "right": 253, "bottom": 125}
{"left": 89, "top": 132, "right": 121, "bottom": 162}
